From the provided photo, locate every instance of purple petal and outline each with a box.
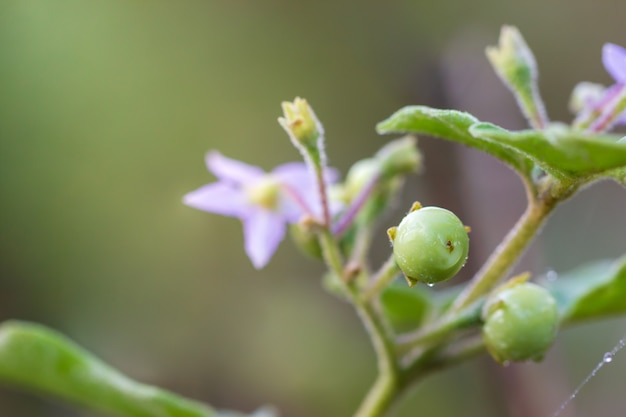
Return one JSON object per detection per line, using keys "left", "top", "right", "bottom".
{"left": 272, "top": 163, "right": 340, "bottom": 187}
{"left": 206, "top": 151, "right": 265, "bottom": 184}
{"left": 183, "top": 182, "right": 249, "bottom": 218}
{"left": 242, "top": 209, "right": 286, "bottom": 269}
{"left": 616, "top": 110, "right": 626, "bottom": 126}
{"left": 322, "top": 166, "right": 341, "bottom": 184}
{"left": 603, "top": 43, "right": 626, "bottom": 83}
{"left": 273, "top": 162, "right": 342, "bottom": 221}
{"left": 272, "top": 162, "right": 311, "bottom": 187}
{"left": 277, "top": 192, "right": 310, "bottom": 223}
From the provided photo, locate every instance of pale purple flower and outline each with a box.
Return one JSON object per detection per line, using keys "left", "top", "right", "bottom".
{"left": 184, "top": 151, "right": 337, "bottom": 269}
{"left": 603, "top": 43, "right": 626, "bottom": 83}
{"left": 573, "top": 43, "right": 626, "bottom": 130}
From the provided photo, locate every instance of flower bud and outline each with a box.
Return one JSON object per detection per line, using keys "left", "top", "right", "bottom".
{"left": 344, "top": 158, "right": 380, "bottom": 202}
{"left": 486, "top": 26, "right": 547, "bottom": 129}
{"left": 569, "top": 82, "right": 606, "bottom": 115}
{"left": 289, "top": 220, "right": 323, "bottom": 260}
{"left": 482, "top": 281, "right": 559, "bottom": 363}
{"left": 278, "top": 97, "right": 324, "bottom": 150}
{"left": 375, "top": 136, "right": 421, "bottom": 180}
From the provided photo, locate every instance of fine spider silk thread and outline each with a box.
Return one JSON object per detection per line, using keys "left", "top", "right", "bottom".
{"left": 551, "top": 333, "right": 626, "bottom": 417}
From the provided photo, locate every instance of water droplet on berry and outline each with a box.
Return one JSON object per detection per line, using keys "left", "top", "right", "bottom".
{"left": 603, "top": 352, "right": 613, "bottom": 363}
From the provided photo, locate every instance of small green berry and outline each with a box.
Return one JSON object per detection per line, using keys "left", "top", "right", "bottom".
{"left": 482, "top": 282, "right": 559, "bottom": 363}
{"left": 389, "top": 205, "right": 469, "bottom": 285}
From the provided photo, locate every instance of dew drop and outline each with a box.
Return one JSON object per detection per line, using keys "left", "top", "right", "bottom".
{"left": 546, "top": 270, "right": 558, "bottom": 282}
{"left": 426, "top": 283, "right": 435, "bottom": 288}
{"left": 603, "top": 352, "right": 613, "bottom": 363}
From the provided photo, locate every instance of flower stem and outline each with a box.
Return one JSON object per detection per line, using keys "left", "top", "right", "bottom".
{"left": 362, "top": 255, "right": 400, "bottom": 302}
{"left": 318, "top": 230, "right": 400, "bottom": 417}
{"left": 354, "top": 372, "right": 398, "bottom": 417}
{"left": 319, "top": 230, "right": 345, "bottom": 279}
{"left": 315, "top": 166, "right": 332, "bottom": 227}
{"left": 333, "top": 173, "right": 380, "bottom": 236}
{"left": 352, "top": 298, "right": 399, "bottom": 417}
{"left": 590, "top": 83, "right": 626, "bottom": 132}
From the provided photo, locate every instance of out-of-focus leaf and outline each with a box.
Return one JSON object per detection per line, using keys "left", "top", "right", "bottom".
{"left": 380, "top": 284, "right": 432, "bottom": 332}
{"left": 0, "top": 321, "right": 215, "bottom": 417}
{"left": 606, "top": 166, "right": 626, "bottom": 187}
{"left": 470, "top": 123, "right": 626, "bottom": 179}
{"left": 376, "top": 106, "right": 533, "bottom": 178}
{"left": 217, "top": 406, "right": 279, "bottom": 417}
{"left": 541, "top": 256, "right": 626, "bottom": 323}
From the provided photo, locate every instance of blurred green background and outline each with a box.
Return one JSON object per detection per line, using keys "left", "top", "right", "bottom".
{"left": 1, "top": 1, "right": 626, "bottom": 416}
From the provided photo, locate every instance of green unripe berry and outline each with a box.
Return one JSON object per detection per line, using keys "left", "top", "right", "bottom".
{"left": 482, "top": 282, "right": 558, "bottom": 363}
{"left": 389, "top": 205, "right": 469, "bottom": 286}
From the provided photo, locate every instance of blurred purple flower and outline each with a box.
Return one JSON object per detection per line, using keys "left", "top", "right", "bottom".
{"left": 591, "top": 43, "right": 626, "bottom": 128}
{"left": 573, "top": 43, "right": 626, "bottom": 130}
{"left": 603, "top": 43, "right": 626, "bottom": 83}
{"left": 184, "top": 151, "right": 338, "bottom": 269}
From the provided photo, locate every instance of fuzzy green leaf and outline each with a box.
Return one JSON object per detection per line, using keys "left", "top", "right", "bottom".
{"left": 0, "top": 321, "right": 216, "bottom": 417}
{"left": 542, "top": 256, "right": 626, "bottom": 324}
{"left": 606, "top": 166, "right": 626, "bottom": 187}
{"left": 470, "top": 123, "right": 626, "bottom": 179}
{"left": 376, "top": 106, "right": 533, "bottom": 178}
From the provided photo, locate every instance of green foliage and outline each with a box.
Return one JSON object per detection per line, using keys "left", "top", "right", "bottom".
{"left": 606, "top": 166, "right": 626, "bottom": 187}
{"left": 376, "top": 106, "right": 534, "bottom": 179}
{"left": 544, "top": 256, "right": 626, "bottom": 324}
{"left": 380, "top": 284, "right": 432, "bottom": 332}
{"left": 377, "top": 106, "right": 626, "bottom": 182}
{"left": 0, "top": 321, "right": 216, "bottom": 417}
{"left": 470, "top": 123, "right": 626, "bottom": 179}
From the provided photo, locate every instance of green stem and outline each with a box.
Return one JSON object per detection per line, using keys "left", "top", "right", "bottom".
{"left": 404, "top": 336, "right": 486, "bottom": 381}
{"left": 318, "top": 231, "right": 400, "bottom": 417}
{"left": 319, "top": 229, "right": 345, "bottom": 280}
{"left": 352, "top": 298, "right": 399, "bottom": 417}
{"left": 315, "top": 165, "right": 332, "bottom": 227}
{"left": 362, "top": 255, "right": 400, "bottom": 302}
{"left": 397, "top": 299, "right": 483, "bottom": 355}
{"left": 354, "top": 372, "right": 398, "bottom": 417}
{"left": 449, "top": 195, "right": 557, "bottom": 313}
{"left": 519, "top": 88, "right": 548, "bottom": 131}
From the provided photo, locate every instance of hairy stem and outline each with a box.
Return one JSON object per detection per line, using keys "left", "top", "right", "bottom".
{"left": 319, "top": 230, "right": 400, "bottom": 417}
{"left": 315, "top": 166, "right": 332, "bottom": 227}
{"left": 449, "top": 194, "right": 557, "bottom": 313}
{"left": 362, "top": 255, "right": 400, "bottom": 302}
{"left": 352, "top": 298, "right": 400, "bottom": 417}
{"left": 354, "top": 372, "right": 398, "bottom": 417}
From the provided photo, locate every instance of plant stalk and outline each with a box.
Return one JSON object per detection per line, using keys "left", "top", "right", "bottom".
{"left": 449, "top": 196, "right": 556, "bottom": 313}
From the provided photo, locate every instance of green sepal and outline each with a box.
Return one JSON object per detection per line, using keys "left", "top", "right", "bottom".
{"left": 470, "top": 123, "right": 626, "bottom": 179}
{"left": 380, "top": 283, "right": 432, "bottom": 332}
{"left": 376, "top": 106, "right": 534, "bottom": 180}
{"left": 0, "top": 321, "right": 216, "bottom": 417}
{"left": 542, "top": 256, "right": 626, "bottom": 324}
